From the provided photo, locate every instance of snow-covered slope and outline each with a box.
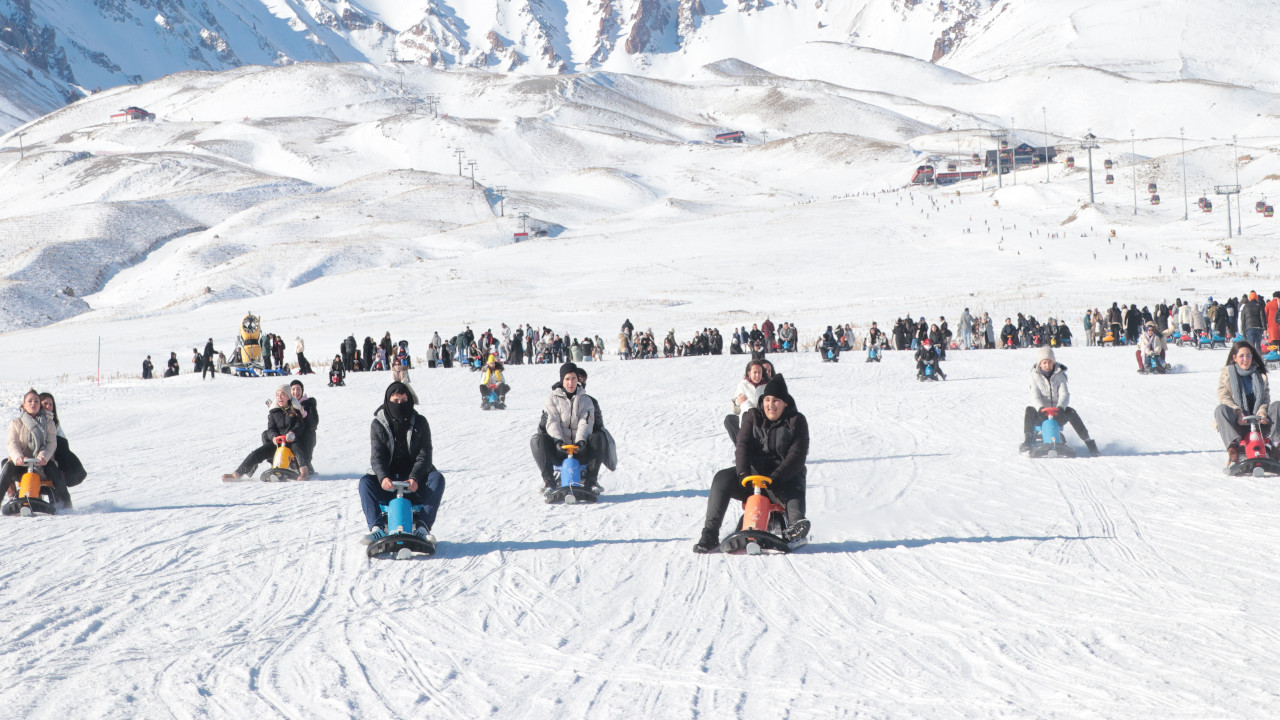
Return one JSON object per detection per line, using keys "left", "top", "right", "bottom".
{"left": 1, "top": 337, "right": 1278, "bottom": 719}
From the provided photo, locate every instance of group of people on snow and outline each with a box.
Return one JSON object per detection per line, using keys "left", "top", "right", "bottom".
{"left": 2, "top": 390, "right": 86, "bottom": 510}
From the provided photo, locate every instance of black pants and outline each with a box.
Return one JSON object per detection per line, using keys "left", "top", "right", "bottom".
{"left": 703, "top": 467, "right": 805, "bottom": 532}
{"left": 297, "top": 353, "right": 312, "bottom": 374}
{"left": 479, "top": 382, "right": 510, "bottom": 398}
{"left": 724, "top": 414, "right": 740, "bottom": 442}
{"left": 530, "top": 433, "right": 596, "bottom": 486}
{"left": 236, "top": 441, "right": 308, "bottom": 477}
{"left": 202, "top": 357, "right": 216, "bottom": 378}
{"left": 1024, "top": 406, "right": 1090, "bottom": 441}
{"left": 1, "top": 460, "right": 70, "bottom": 507}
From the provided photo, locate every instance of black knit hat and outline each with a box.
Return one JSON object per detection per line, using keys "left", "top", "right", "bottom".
{"left": 760, "top": 374, "right": 795, "bottom": 407}
{"left": 289, "top": 379, "right": 304, "bottom": 390}
{"left": 559, "top": 362, "right": 579, "bottom": 381}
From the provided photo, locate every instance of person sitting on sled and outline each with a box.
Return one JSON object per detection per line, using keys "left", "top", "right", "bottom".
{"left": 694, "top": 375, "right": 810, "bottom": 553}
{"left": 1137, "top": 321, "right": 1167, "bottom": 372}
{"left": 357, "top": 382, "right": 446, "bottom": 545}
{"left": 221, "top": 386, "right": 312, "bottom": 481}
{"left": 725, "top": 359, "right": 768, "bottom": 441}
{"left": 479, "top": 354, "right": 510, "bottom": 406}
{"left": 328, "top": 354, "right": 346, "bottom": 387}
{"left": 1214, "top": 340, "right": 1280, "bottom": 466}
{"left": 531, "top": 363, "right": 596, "bottom": 495}
{"left": 536, "top": 366, "right": 616, "bottom": 490}
{"left": 1, "top": 389, "right": 70, "bottom": 508}
{"left": 914, "top": 338, "right": 946, "bottom": 379}
{"left": 1020, "top": 348, "right": 1099, "bottom": 456}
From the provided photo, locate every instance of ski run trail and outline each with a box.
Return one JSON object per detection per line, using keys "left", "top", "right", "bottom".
{"left": 1, "top": 343, "right": 1278, "bottom": 719}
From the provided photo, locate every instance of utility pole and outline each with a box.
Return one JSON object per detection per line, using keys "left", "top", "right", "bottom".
{"left": 1131, "top": 129, "right": 1137, "bottom": 216}
{"left": 454, "top": 148, "right": 465, "bottom": 176}
{"left": 518, "top": 212, "right": 529, "bottom": 236}
{"left": 425, "top": 94, "right": 439, "bottom": 118}
{"left": 493, "top": 186, "right": 507, "bottom": 216}
{"left": 1218, "top": 183, "right": 1239, "bottom": 239}
{"left": 1180, "top": 127, "right": 1188, "bottom": 220}
{"left": 1042, "top": 107, "right": 1050, "bottom": 183}
{"left": 15, "top": 131, "right": 25, "bottom": 160}
{"left": 1234, "top": 135, "right": 1242, "bottom": 235}
{"left": 467, "top": 160, "right": 477, "bottom": 189}
{"left": 1011, "top": 116, "right": 1017, "bottom": 185}
{"left": 1081, "top": 133, "right": 1100, "bottom": 204}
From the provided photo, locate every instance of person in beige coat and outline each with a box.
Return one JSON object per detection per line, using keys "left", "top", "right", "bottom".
{"left": 1214, "top": 340, "right": 1280, "bottom": 464}
{"left": 531, "top": 363, "right": 596, "bottom": 493}
{"left": 2, "top": 389, "right": 70, "bottom": 507}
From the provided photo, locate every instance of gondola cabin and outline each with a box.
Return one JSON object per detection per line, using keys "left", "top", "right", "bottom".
{"left": 1104, "top": 159, "right": 1113, "bottom": 170}
{"left": 1031, "top": 158, "right": 1040, "bottom": 167}
{"left": 971, "top": 153, "right": 981, "bottom": 163}
{"left": 1150, "top": 194, "right": 1161, "bottom": 205}
{"left": 1203, "top": 200, "right": 1213, "bottom": 212}
{"left": 1000, "top": 140, "right": 1008, "bottom": 149}
{"left": 947, "top": 162, "right": 957, "bottom": 171}
{"left": 1105, "top": 174, "right": 1114, "bottom": 184}
{"left": 1148, "top": 182, "right": 1158, "bottom": 193}
{"left": 1198, "top": 197, "right": 1207, "bottom": 209}
{"left": 1258, "top": 200, "right": 1268, "bottom": 213}
{"left": 1066, "top": 156, "right": 1075, "bottom": 168}
{"left": 1267, "top": 206, "right": 1275, "bottom": 218}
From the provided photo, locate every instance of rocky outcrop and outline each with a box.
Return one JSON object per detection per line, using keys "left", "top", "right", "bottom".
{"left": 625, "top": 0, "right": 673, "bottom": 54}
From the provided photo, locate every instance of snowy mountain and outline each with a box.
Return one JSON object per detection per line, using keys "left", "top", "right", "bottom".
{"left": 6, "top": 0, "right": 1280, "bottom": 132}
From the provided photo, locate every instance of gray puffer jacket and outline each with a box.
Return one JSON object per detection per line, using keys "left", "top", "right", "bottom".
{"left": 543, "top": 387, "right": 595, "bottom": 444}
{"left": 1030, "top": 363, "right": 1070, "bottom": 409}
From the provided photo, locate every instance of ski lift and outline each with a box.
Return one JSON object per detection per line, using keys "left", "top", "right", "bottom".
{"left": 1104, "top": 159, "right": 1114, "bottom": 170}
{"left": 1198, "top": 197, "right": 1207, "bottom": 209}
{"left": 1147, "top": 182, "right": 1158, "bottom": 193}
{"left": 1150, "top": 193, "right": 1161, "bottom": 205}
{"left": 1258, "top": 200, "right": 1267, "bottom": 213}
{"left": 1066, "top": 156, "right": 1075, "bottom": 168}
{"left": 1032, "top": 158, "right": 1040, "bottom": 168}
{"left": 1267, "top": 205, "right": 1275, "bottom": 218}
{"left": 971, "top": 153, "right": 981, "bottom": 163}
{"left": 1105, "top": 174, "right": 1114, "bottom": 184}
{"left": 1203, "top": 200, "right": 1213, "bottom": 212}
{"left": 1000, "top": 140, "right": 1008, "bottom": 149}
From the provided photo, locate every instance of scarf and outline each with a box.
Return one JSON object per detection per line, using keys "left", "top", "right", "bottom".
{"left": 19, "top": 411, "right": 48, "bottom": 456}
{"left": 1229, "top": 364, "right": 1264, "bottom": 414}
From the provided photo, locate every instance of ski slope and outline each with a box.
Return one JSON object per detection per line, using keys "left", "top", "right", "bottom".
{"left": 1, "top": 342, "right": 1278, "bottom": 718}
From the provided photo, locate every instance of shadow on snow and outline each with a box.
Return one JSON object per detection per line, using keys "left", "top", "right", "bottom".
{"left": 440, "top": 537, "right": 687, "bottom": 558}
{"left": 802, "top": 534, "right": 1099, "bottom": 554}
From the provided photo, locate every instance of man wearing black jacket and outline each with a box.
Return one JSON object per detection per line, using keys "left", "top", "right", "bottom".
{"left": 358, "top": 382, "right": 446, "bottom": 545}
{"left": 694, "top": 375, "right": 810, "bottom": 553}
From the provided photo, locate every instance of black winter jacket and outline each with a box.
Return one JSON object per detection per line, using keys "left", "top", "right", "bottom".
{"left": 736, "top": 405, "right": 809, "bottom": 484}
{"left": 262, "top": 406, "right": 309, "bottom": 465}
{"left": 370, "top": 407, "right": 433, "bottom": 481}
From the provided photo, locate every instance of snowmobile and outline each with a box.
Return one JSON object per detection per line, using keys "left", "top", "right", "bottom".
{"left": 1026, "top": 407, "right": 1076, "bottom": 459}
{"left": 1, "top": 457, "right": 60, "bottom": 516}
{"left": 545, "top": 444, "right": 598, "bottom": 505}
{"left": 367, "top": 481, "right": 436, "bottom": 559}
{"left": 719, "top": 475, "right": 807, "bottom": 555}
{"left": 1224, "top": 415, "right": 1280, "bottom": 478}
{"left": 260, "top": 435, "right": 300, "bottom": 482}
{"left": 481, "top": 384, "right": 506, "bottom": 410}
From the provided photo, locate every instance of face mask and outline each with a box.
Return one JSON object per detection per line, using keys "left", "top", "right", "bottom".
{"left": 387, "top": 400, "right": 413, "bottom": 422}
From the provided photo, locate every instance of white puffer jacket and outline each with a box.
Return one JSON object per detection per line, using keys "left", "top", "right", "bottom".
{"left": 732, "top": 378, "right": 767, "bottom": 415}
{"left": 543, "top": 387, "right": 595, "bottom": 444}
{"left": 1030, "top": 364, "right": 1069, "bottom": 409}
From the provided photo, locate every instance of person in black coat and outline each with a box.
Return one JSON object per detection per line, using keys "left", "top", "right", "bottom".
{"left": 694, "top": 375, "right": 810, "bottom": 553}
{"left": 165, "top": 352, "right": 180, "bottom": 377}
{"left": 289, "top": 380, "right": 319, "bottom": 474}
{"left": 915, "top": 339, "right": 946, "bottom": 379}
{"left": 357, "top": 382, "right": 446, "bottom": 543}
{"left": 222, "top": 386, "right": 311, "bottom": 480}
{"left": 202, "top": 338, "right": 217, "bottom": 379}
{"left": 142, "top": 355, "right": 154, "bottom": 379}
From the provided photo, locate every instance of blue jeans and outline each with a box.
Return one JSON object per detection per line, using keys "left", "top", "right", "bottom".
{"left": 358, "top": 470, "right": 445, "bottom": 531}
{"left": 1246, "top": 328, "right": 1263, "bottom": 351}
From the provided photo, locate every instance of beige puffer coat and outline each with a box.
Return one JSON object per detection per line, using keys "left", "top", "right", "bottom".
{"left": 7, "top": 411, "right": 57, "bottom": 465}
{"left": 543, "top": 387, "right": 595, "bottom": 444}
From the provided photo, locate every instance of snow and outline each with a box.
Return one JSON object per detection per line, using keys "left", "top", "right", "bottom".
{"left": 1, "top": 20, "right": 1280, "bottom": 717}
